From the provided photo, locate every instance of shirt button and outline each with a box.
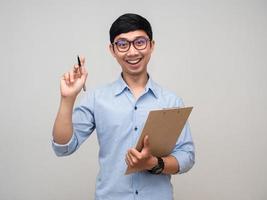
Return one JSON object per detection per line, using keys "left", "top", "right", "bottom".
{"left": 134, "top": 127, "right": 138, "bottom": 131}
{"left": 135, "top": 190, "right": 138, "bottom": 195}
{"left": 134, "top": 106, "right": 137, "bottom": 110}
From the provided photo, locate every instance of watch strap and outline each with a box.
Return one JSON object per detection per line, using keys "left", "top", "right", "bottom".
{"left": 148, "top": 157, "right": 164, "bottom": 174}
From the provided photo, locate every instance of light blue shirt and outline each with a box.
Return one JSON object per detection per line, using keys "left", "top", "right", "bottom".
{"left": 52, "top": 75, "right": 195, "bottom": 200}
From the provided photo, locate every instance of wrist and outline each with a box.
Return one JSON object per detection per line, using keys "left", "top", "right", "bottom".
{"left": 146, "top": 156, "right": 158, "bottom": 170}
{"left": 60, "top": 87, "right": 80, "bottom": 100}
{"left": 147, "top": 157, "right": 165, "bottom": 175}
{"left": 59, "top": 96, "right": 76, "bottom": 113}
{"left": 61, "top": 96, "right": 76, "bottom": 105}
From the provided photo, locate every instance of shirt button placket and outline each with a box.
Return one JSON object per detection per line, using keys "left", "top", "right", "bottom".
{"left": 134, "top": 105, "right": 138, "bottom": 131}
{"left": 133, "top": 105, "right": 139, "bottom": 199}
{"left": 134, "top": 106, "right": 138, "bottom": 132}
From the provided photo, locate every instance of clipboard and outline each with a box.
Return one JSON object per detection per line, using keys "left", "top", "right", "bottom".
{"left": 125, "top": 106, "right": 193, "bottom": 174}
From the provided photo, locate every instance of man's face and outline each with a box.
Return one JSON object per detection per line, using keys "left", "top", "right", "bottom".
{"left": 110, "top": 30, "right": 154, "bottom": 77}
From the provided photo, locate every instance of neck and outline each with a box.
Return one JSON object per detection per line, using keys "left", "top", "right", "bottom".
{"left": 122, "top": 72, "right": 148, "bottom": 88}
{"left": 122, "top": 72, "right": 149, "bottom": 99}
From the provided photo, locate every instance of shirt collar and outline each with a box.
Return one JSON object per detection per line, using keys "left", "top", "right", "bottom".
{"left": 114, "top": 74, "right": 129, "bottom": 96}
{"left": 114, "top": 73, "right": 159, "bottom": 99}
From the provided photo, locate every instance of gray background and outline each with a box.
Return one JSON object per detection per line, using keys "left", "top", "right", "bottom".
{"left": 0, "top": 0, "right": 266, "bottom": 199}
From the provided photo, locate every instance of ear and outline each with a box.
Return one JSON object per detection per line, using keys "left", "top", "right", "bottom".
{"left": 109, "top": 44, "right": 116, "bottom": 57}
{"left": 150, "top": 40, "right": 155, "bottom": 53}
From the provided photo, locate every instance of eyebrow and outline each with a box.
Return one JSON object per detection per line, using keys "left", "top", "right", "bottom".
{"left": 115, "top": 36, "right": 147, "bottom": 42}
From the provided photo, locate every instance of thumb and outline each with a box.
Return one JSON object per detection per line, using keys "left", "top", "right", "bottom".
{"left": 79, "top": 55, "right": 86, "bottom": 66}
{"left": 143, "top": 135, "right": 150, "bottom": 149}
{"left": 80, "top": 66, "right": 88, "bottom": 83}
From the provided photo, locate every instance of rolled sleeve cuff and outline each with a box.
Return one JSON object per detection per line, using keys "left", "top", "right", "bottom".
{"left": 171, "top": 150, "right": 195, "bottom": 174}
{"left": 51, "top": 134, "right": 78, "bottom": 156}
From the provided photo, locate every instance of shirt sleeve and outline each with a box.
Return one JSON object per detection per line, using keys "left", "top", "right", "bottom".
{"left": 170, "top": 98, "right": 195, "bottom": 174}
{"left": 51, "top": 133, "right": 78, "bottom": 156}
{"left": 52, "top": 91, "right": 96, "bottom": 156}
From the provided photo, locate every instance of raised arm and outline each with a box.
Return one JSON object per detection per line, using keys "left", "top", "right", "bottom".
{"left": 52, "top": 56, "right": 88, "bottom": 144}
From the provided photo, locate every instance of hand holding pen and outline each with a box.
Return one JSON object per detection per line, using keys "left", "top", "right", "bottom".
{"left": 76, "top": 56, "right": 86, "bottom": 92}
{"left": 60, "top": 55, "right": 88, "bottom": 98}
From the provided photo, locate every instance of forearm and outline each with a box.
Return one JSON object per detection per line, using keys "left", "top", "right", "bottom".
{"left": 53, "top": 97, "right": 76, "bottom": 144}
{"left": 162, "top": 155, "right": 179, "bottom": 174}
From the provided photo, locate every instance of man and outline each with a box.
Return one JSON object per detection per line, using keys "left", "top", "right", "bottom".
{"left": 52, "top": 13, "right": 195, "bottom": 200}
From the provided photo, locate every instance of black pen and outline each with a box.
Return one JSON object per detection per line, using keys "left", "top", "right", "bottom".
{"left": 77, "top": 55, "right": 86, "bottom": 91}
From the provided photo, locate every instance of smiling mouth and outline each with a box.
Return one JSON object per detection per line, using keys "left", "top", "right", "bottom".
{"left": 126, "top": 58, "right": 142, "bottom": 65}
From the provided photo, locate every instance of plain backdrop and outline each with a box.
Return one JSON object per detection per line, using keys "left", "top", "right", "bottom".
{"left": 0, "top": 0, "right": 266, "bottom": 199}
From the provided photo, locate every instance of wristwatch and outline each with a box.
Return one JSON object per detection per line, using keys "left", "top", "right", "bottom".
{"left": 148, "top": 157, "right": 165, "bottom": 174}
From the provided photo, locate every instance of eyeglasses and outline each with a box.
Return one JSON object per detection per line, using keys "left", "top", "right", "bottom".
{"left": 113, "top": 37, "right": 150, "bottom": 52}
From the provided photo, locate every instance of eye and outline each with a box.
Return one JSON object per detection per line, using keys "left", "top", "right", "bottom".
{"left": 134, "top": 38, "right": 146, "bottom": 46}
{"left": 116, "top": 40, "right": 129, "bottom": 49}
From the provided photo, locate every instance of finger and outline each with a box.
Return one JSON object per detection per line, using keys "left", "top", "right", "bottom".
{"left": 80, "top": 66, "right": 88, "bottom": 80}
{"left": 73, "top": 64, "right": 80, "bottom": 74}
{"left": 126, "top": 153, "right": 134, "bottom": 166}
{"left": 143, "top": 135, "right": 150, "bottom": 149}
{"left": 129, "top": 153, "right": 137, "bottom": 165}
{"left": 63, "top": 72, "right": 70, "bottom": 85}
{"left": 125, "top": 157, "right": 130, "bottom": 166}
{"left": 80, "top": 66, "right": 87, "bottom": 76}
{"left": 69, "top": 70, "right": 75, "bottom": 83}
{"left": 78, "top": 55, "right": 85, "bottom": 66}
{"left": 129, "top": 148, "right": 141, "bottom": 160}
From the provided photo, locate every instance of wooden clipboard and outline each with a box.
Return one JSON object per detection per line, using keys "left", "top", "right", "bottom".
{"left": 125, "top": 106, "right": 193, "bottom": 174}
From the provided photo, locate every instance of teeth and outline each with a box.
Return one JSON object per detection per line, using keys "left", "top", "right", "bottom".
{"left": 127, "top": 59, "right": 141, "bottom": 64}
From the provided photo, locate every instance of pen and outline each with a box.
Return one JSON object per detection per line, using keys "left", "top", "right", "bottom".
{"left": 77, "top": 55, "right": 86, "bottom": 92}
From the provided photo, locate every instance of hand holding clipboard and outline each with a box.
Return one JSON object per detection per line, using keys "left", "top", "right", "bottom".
{"left": 125, "top": 107, "right": 193, "bottom": 174}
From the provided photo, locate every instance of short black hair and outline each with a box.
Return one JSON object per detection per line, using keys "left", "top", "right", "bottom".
{"left": 109, "top": 13, "right": 153, "bottom": 43}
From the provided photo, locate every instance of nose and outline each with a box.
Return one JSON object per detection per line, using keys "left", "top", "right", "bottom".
{"left": 126, "top": 43, "right": 139, "bottom": 56}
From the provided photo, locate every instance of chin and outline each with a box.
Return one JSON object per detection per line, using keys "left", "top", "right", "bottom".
{"left": 126, "top": 67, "right": 147, "bottom": 76}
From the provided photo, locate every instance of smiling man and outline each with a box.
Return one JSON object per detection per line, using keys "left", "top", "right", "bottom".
{"left": 52, "top": 13, "right": 195, "bottom": 200}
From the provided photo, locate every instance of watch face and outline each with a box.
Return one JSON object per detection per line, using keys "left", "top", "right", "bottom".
{"left": 155, "top": 167, "right": 163, "bottom": 174}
